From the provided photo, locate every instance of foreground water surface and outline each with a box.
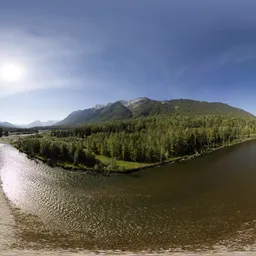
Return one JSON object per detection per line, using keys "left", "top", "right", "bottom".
{"left": 1, "top": 141, "right": 256, "bottom": 255}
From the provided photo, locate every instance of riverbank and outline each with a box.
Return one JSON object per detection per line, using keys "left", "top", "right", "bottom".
{"left": 0, "top": 138, "right": 205, "bottom": 174}
{"left": 4, "top": 135, "right": 256, "bottom": 175}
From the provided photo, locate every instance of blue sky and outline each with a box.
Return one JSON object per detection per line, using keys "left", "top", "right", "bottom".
{"left": 1, "top": 0, "right": 256, "bottom": 124}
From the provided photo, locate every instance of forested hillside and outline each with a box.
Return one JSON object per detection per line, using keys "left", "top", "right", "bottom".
{"left": 56, "top": 98, "right": 254, "bottom": 126}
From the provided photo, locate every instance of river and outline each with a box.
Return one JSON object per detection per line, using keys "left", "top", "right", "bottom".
{"left": 1, "top": 141, "right": 256, "bottom": 255}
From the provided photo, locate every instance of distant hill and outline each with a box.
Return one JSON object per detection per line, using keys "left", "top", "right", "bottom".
{"left": 166, "top": 99, "right": 254, "bottom": 117}
{"left": 0, "top": 122, "right": 16, "bottom": 128}
{"left": 18, "top": 120, "right": 58, "bottom": 128}
{"left": 55, "top": 98, "right": 255, "bottom": 126}
{"left": 57, "top": 102, "right": 132, "bottom": 126}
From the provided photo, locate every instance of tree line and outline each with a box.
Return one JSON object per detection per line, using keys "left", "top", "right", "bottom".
{"left": 15, "top": 136, "right": 99, "bottom": 168}
{"left": 0, "top": 128, "right": 9, "bottom": 137}
{"left": 51, "top": 115, "right": 256, "bottom": 163}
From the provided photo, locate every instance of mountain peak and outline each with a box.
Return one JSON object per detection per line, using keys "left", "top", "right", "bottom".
{"left": 94, "top": 104, "right": 106, "bottom": 109}
{"left": 120, "top": 97, "right": 150, "bottom": 107}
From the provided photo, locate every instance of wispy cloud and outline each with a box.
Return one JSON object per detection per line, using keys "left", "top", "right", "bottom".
{"left": 0, "top": 78, "right": 86, "bottom": 98}
{"left": 219, "top": 44, "right": 256, "bottom": 66}
{"left": 175, "top": 66, "right": 189, "bottom": 79}
{"left": 0, "top": 17, "right": 103, "bottom": 97}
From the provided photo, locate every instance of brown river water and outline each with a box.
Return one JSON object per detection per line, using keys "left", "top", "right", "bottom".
{"left": 1, "top": 141, "right": 256, "bottom": 255}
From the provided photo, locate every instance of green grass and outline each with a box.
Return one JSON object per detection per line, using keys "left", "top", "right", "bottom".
{"left": 25, "top": 154, "right": 96, "bottom": 172}
{"left": 95, "top": 155, "right": 154, "bottom": 170}
{"left": 95, "top": 154, "right": 199, "bottom": 171}
{"left": 0, "top": 136, "right": 15, "bottom": 144}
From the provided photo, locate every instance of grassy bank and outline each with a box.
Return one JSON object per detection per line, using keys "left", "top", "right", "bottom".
{"left": 28, "top": 154, "right": 102, "bottom": 173}
{"left": 95, "top": 155, "right": 154, "bottom": 170}
{"left": 0, "top": 136, "right": 17, "bottom": 144}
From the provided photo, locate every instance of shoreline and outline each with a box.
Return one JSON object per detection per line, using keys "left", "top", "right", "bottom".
{"left": 5, "top": 136, "right": 256, "bottom": 175}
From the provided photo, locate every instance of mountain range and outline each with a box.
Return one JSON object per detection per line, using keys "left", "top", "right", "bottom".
{"left": 18, "top": 120, "right": 58, "bottom": 128}
{"left": 0, "top": 122, "right": 16, "bottom": 128}
{"left": 0, "top": 120, "right": 58, "bottom": 128}
{"left": 55, "top": 98, "right": 255, "bottom": 126}
{"left": 1, "top": 98, "right": 254, "bottom": 128}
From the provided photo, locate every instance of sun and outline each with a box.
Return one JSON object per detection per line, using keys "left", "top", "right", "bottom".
{"left": 0, "top": 64, "right": 24, "bottom": 82}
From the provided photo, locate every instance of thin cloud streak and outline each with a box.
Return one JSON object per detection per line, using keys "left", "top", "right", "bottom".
{"left": 219, "top": 44, "right": 256, "bottom": 66}
{"left": 0, "top": 15, "right": 104, "bottom": 97}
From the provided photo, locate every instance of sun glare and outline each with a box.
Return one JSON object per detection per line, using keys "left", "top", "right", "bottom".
{"left": 0, "top": 64, "right": 24, "bottom": 82}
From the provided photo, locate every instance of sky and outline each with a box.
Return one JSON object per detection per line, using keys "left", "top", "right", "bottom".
{"left": 1, "top": 1, "right": 256, "bottom": 124}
